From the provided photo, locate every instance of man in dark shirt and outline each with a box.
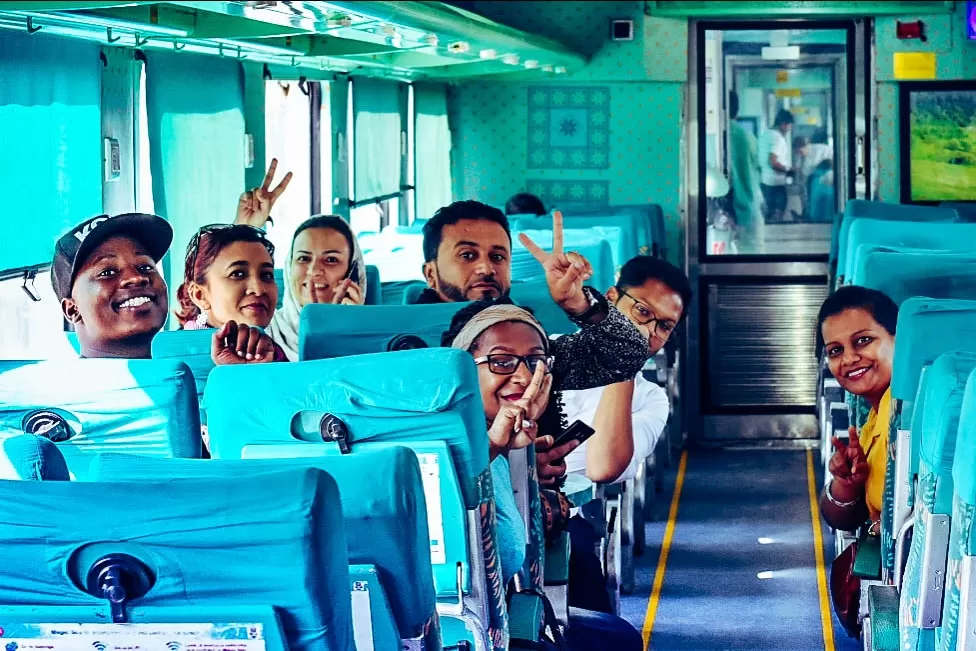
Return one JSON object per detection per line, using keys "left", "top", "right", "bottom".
{"left": 415, "top": 200, "right": 651, "bottom": 392}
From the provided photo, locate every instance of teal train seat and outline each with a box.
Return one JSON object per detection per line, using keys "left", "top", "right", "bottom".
{"left": 509, "top": 281, "right": 577, "bottom": 336}
{"left": 365, "top": 264, "right": 381, "bottom": 305}
{"left": 880, "top": 299, "right": 976, "bottom": 584}
{"left": 835, "top": 200, "right": 959, "bottom": 287}
{"left": 151, "top": 328, "right": 215, "bottom": 410}
{"left": 843, "top": 219, "right": 976, "bottom": 289}
{"left": 934, "top": 368, "right": 976, "bottom": 650}
{"left": 566, "top": 204, "right": 664, "bottom": 258}
{"left": 511, "top": 229, "right": 615, "bottom": 292}
{"left": 894, "top": 352, "right": 976, "bottom": 651}
{"left": 90, "top": 448, "right": 438, "bottom": 651}
{"left": 510, "top": 214, "right": 634, "bottom": 271}
{"left": 852, "top": 249, "right": 976, "bottom": 305}
{"left": 0, "top": 434, "right": 70, "bottom": 480}
{"left": 298, "top": 303, "right": 463, "bottom": 360}
{"left": 0, "top": 359, "right": 202, "bottom": 479}
{"left": 0, "top": 467, "right": 353, "bottom": 651}
{"left": 202, "top": 349, "right": 508, "bottom": 651}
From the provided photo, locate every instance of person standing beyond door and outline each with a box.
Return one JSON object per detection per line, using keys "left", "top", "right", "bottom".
{"left": 727, "top": 91, "right": 764, "bottom": 254}
{"left": 759, "top": 109, "right": 795, "bottom": 223}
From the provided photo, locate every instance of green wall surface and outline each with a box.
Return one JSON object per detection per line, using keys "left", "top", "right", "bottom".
{"left": 449, "top": 0, "right": 976, "bottom": 262}
{"left": 450, "top": 1, "right": 688, "bottom": 262}
{"left": 874, "top": 3, "right": 976, "bottom": 201}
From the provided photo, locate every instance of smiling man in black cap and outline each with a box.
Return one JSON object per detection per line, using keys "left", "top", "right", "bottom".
{"left": 52, "top": 213, "right": 173, "bottom": 359}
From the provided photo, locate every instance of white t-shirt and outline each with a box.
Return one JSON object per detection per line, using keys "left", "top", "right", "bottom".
{"left": 759, "top": 129, "right": 790, "bottom": 187}
{"left": 561, "top": 372, "right": 670, "bottom": 484}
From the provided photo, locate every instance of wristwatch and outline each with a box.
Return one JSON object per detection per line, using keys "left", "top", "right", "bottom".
{"left": 568, "top": 286, "right": 608, "bottom": 325}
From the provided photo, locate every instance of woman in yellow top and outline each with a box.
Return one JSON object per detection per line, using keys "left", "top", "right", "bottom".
{"left": 818, "top": 285, "right": 898, "bottom": 531}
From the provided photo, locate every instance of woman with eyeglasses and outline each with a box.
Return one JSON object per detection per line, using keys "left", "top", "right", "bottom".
{"left": 176, "top": 224, "right": 287, "bottom": 363}
{"left": 234, "top": 159, "right": 369, "bottom": 361}
{"left": 442, "top": 298, "right": 643, "bottom": 651}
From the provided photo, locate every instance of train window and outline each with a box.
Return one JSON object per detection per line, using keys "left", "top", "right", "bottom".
{"left": 0, "top": 271, "right": 75, "bottom": 360}
{"left": 265, "top": 79, "right": 318, "bottom": 263}
{"left": 702, "top": 28, "right": 846, "bottom": 257}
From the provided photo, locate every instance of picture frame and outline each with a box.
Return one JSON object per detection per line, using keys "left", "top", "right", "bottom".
{"left": 898, "top": 80, "right": 976, "bottom": 204}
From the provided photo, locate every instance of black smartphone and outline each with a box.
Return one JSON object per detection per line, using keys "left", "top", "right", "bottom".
{"left": 346, "top": 264, "right": 361, "bottom": 285}
{"left": 552, "top": 419, "right": 596, "bottom": 448}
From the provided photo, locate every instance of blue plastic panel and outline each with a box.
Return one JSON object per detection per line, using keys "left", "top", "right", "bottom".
{"left": 892, "top": 298, "right": 976, "bottom": 402}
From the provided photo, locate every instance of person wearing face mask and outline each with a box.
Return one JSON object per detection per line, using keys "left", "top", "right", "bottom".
{"left": 442, "top": 299, "right": 643, "bottom": 651}
{"left": 233, "top": 161, "right": 368, "bottom": 361}
{"left": 175, "top": 224, "right": 286, "bottom": 363}
{"left": 52, "top": 213, "right": 275, "bottom": 364}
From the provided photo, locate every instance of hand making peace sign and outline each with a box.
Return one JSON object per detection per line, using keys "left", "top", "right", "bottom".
{"left": 517, "top": 211, "right": 595, "bottom": 317}
{"left": 235, "top": 158, "right": 293, "bottom": 228}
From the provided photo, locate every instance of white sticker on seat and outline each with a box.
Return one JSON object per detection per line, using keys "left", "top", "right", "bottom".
{"left": 351, "top": 581, "right": 375, "bottom": 651}
{"left": 417, "top": 452, "right": 447, "bottom": 565}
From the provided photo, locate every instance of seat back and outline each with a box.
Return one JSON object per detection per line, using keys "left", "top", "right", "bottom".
{"left": 202, "top": 348, "right": 508, "bottom": 647}
{"left": 151, "top": 328, "right": 216, "bottom": 409}
{"left": 511, "top": 230, "right": 614, "bottom": 291}
{"left": 365, "top": 264, "right": 381, "bottom": 305}
{"left": 565, "top": 203, "right": 664, "bottom": 257}
{"left": 939, "top": 369, "right": 976, "bottom": 650}
{"left": 0, "top": 434, "right": 70, "bottom": 480}
{"left": 898, "top": 353, "right": 976, "bottom": 651}
{"left": 90, "top": 448, "right": 438, "bottom": 647}
{"left": 509, "top": 281, "right": 577, "bottom": 335}
{"left": 844, "top": 219, "right": 976, "bottom": 287}
{"left": 853, "top": 249, "right": 976, "bottom": 305}
{"left": 0, "top": 359, "right": 202, "bottom": 479}
{"left": 299, "top": 303, "right": 464, "bottom": 360}
{"left": 511, "top": 214, "right": 636, "bottom": 269}
{"left": 0, "top": 468, "right": 353, "bottom": 651}
{"left": 836, "top": 201, "right": 959, "bottom": 284}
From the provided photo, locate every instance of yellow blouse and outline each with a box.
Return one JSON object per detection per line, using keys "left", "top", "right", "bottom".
{"left": 859, "top": 387, "right": 892, "bottom": 522}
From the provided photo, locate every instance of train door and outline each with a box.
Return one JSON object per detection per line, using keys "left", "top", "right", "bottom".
{"left": 687, "top": 20, "right": 871, "bottom": 446}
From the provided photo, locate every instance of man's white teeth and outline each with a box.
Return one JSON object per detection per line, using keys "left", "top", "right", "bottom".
{"left": 119, "top": 296, "right": 151, "bottom": 308}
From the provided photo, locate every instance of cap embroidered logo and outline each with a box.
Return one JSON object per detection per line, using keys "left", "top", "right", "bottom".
{"left": 73, "top": 216, "right": 110, "bottom": 243}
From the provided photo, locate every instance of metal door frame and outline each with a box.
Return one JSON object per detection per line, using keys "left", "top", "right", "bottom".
{"left": 683, "top": 18, "right": 871, "bottom": 447}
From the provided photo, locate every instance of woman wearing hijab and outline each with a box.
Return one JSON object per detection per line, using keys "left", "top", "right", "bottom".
{"left": 234, "top": 160, "right": 368, "bottom": 361}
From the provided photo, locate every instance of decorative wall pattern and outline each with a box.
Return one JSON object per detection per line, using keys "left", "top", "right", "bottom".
{"left": 525, "top": 179, "right": 610, "bottom": 206}
{"left": 451, "top": 81, "right": 684, "bottom": 260}
{"left": 526, "top": 86, "right": 610, "bottom": 169}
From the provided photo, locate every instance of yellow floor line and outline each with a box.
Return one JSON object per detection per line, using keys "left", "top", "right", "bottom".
{"left": 641, "top": 449, "right": 689, "bottom": 650}
{"left": 806, "top": 449, "right": 836, "bottom": 651}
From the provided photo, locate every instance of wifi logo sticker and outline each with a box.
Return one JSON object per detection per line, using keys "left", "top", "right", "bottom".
{"left": 166, "top": 642, "right": 182, "bottom": 651}
{"left": 92, "top": 642, "right": 107, "bottom": 651}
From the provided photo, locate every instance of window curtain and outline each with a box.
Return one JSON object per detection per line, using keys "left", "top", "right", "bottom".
{"left": 353, "top": 77, "right": 404, "bottom": 202}
{"left": 0, "top": 31, "right": 102, "bottom": 273}
{"left": 331, "top": 77, "right": 350, "bottom": 219}
{"left": 144, "top": 51, "right": 245, "bottom": 310}
{"left": 414, "top": 83, "right": 453, "bottom": 221}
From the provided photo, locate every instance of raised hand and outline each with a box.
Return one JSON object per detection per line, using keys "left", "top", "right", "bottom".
{"left": 211, "top": 320, "right": 275, "bottom": 365}
{"left": 330, "top": 279, "right": 364, "bottom": 306}
{"left": 235, "top": 158, "right": 293, "bottom": 228}
{"left": 829, "top": 426, "right": 869, "bottom": 498}
{"left": 517, "top": 211, "right": 594, "bottom": 316}
{"left": 535, "top": 434, "right": 581, "bottom": 486}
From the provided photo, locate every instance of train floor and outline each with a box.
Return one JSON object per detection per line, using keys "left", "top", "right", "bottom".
{"left": 620, "top": 448, "right": 862, "bottom": 651}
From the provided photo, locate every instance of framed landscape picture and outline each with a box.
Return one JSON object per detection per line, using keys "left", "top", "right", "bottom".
{"left": 899, "top": 80, "right": 976, "bottom": 204}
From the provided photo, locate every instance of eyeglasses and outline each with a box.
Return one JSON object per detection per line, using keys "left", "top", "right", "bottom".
{"left": 617, "top": 289, "right": 677, "bottom": 341}
{"left": 186, "top": 224, "right": 275, "bottom": 275}
{"left": 473, "top": 354, "right": 554, "bottom": 376}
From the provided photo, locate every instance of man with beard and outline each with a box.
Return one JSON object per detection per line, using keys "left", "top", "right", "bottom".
{"left": 415, "top": 199, "right": 649, "bottom": 390}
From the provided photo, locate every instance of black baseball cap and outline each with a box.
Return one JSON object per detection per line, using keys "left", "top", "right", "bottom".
{"left": 51, "top": 213, "right": 173, "bottom": 301}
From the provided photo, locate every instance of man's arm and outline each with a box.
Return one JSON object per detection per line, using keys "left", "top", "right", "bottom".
{"left": 549, "top": 294, "right": 650, "bottom": 391}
